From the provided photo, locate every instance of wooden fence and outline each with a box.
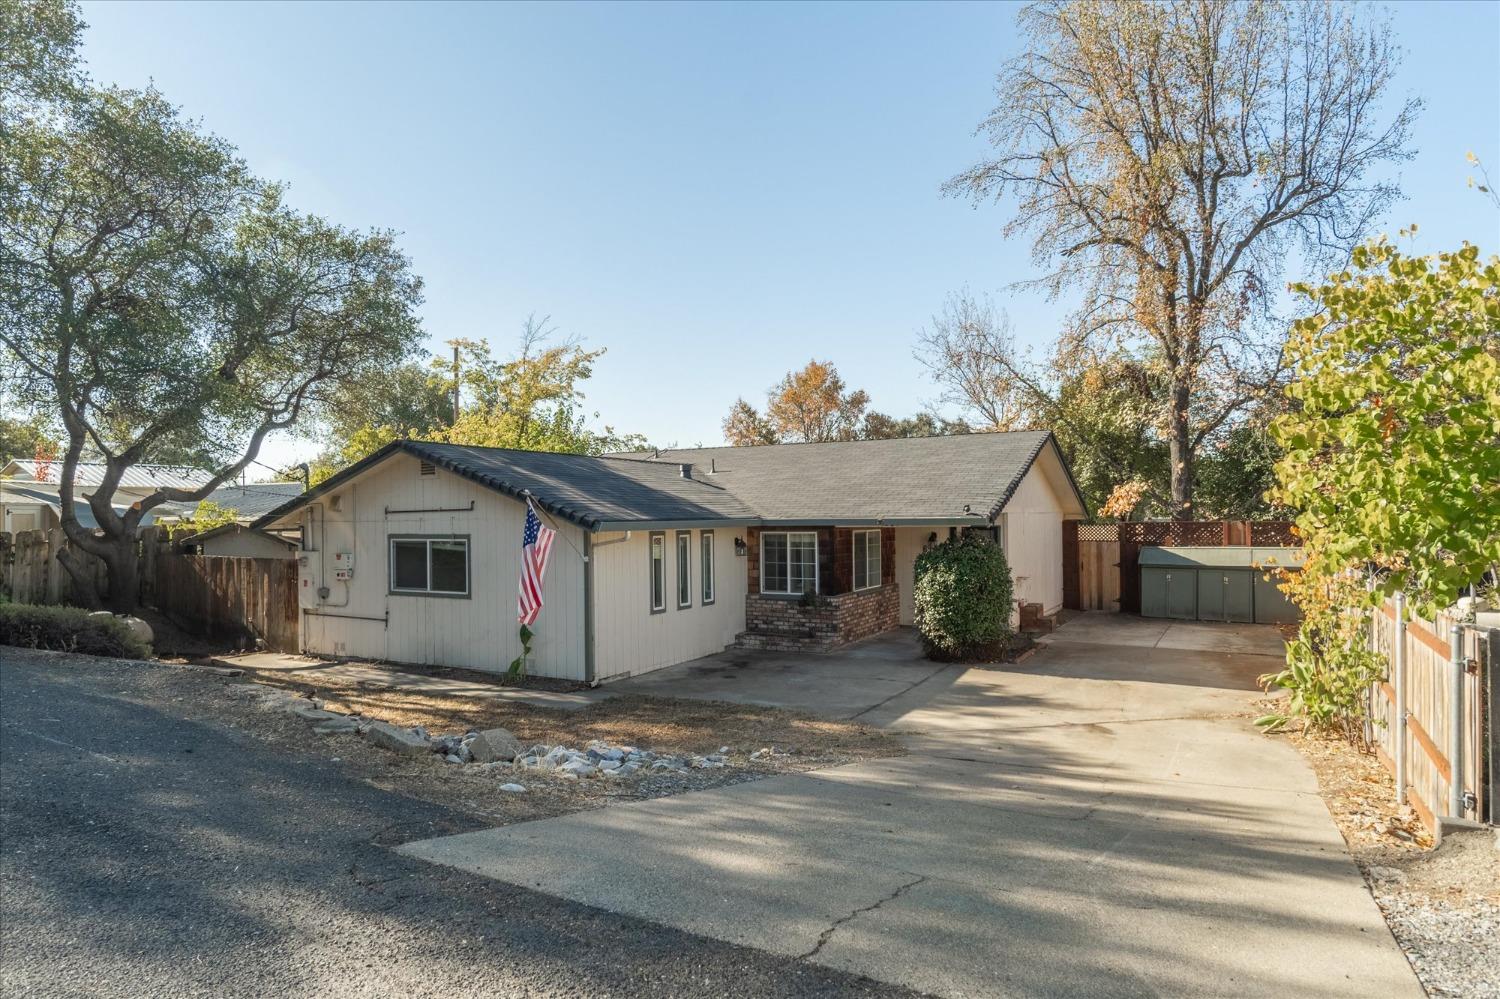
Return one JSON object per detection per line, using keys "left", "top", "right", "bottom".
{"left": 153, "top": 551, "right": 299, "bottom": 653}
{"left": 1369, "top": 597, "right": 1492, "bottom": 834}
{"left": 0, "top": 530, "right": 109, "bottom": 606}
{"left": 1063, "top": 520, "right": 1298, "bottom": 613}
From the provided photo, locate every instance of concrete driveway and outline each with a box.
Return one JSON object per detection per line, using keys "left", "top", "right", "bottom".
{"left": 399, "top": 615, "right": 1420, "bottom": 998}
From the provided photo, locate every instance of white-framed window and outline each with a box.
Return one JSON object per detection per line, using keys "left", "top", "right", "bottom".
{"left": 676, "top": 530, "right": 692, "bottom": 608}
{"left": 389, "top": 536, "right": 470, "bottom": 597}
{"left": 853, "top": 529, "right": 881, "bottom": 591}
{"left": 761, "top": 531, "right": 817, "bottom": 595}
{"left": 649, "top": 531, "right": 666, "bottom": 613}
{"left": 700, "top": 530, "right": 715, "bottom": 605}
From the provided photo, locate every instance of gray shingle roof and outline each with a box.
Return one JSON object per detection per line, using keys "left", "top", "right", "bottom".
{"left": 253, "top": 432, "right": 1080, "bottom": 531}
{"left": 253, "top": 441, "right": 756, "bottom": 531}
{"left": 612, "top": 431, "right": 1064, "bottom": 524}
{"left": 202, "top": 482, "right": 306, "bottom": 520}
{"left": 409, "top": 443, "right": 757, "bottom": 526}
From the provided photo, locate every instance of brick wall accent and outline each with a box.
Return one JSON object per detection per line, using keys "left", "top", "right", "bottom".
{"left": 739, "top": 583, "right": 900, "bottom": 652}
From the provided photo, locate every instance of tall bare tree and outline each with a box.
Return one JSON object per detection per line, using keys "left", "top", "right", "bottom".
{"left": 915, "top": 289, "right": 1040, "bottom": 432}
{"left": 947, "top": 0, "right": 1418, "bottom": 517}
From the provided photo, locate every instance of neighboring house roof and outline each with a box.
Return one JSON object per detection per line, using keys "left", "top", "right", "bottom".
{"left": 255, "top": 432, "right": 1087, "bottom": 532}
{"left": 201, "top": 482, "right": 306, "bottom": 520}
{"left": 1, "top": 459, "right": 214, "bottom": 491}
{"left": 177, "top": 522, "right": 299, "bottom": 548}
{"left": 0, "top": 481, "right": 166, "bottom": 529}
{"left": 612, "top": 431, "right": 1088, "bottom": 523}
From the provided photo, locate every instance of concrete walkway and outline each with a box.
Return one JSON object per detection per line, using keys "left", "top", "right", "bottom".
{"left": 602, "top": 630, "right": 950, "bottom": 719}
{"left": 397, "top": 616, "right": 1421, "bottom": 997}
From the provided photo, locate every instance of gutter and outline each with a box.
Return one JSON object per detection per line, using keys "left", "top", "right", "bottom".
{"left": 583, "top": 532, "right": 596, "bottom": 685}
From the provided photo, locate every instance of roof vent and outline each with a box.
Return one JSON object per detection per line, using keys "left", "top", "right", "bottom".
{"left": 679, "top": 463, "right": 693, "bottom": 479}
{"left": 419, "top": 461, "right": 435, "bottom": 476}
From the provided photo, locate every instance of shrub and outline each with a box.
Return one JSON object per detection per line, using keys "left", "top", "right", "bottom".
{"left": 913, "top": 533, "right": 1014, "bottom": 660}
{"left": 0, "top": 604, "right": 151, "bottom": 659}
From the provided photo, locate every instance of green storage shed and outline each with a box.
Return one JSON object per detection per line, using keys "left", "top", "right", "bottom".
{"left": 1139, "top": 546, "right": 1302, "bottom": 624}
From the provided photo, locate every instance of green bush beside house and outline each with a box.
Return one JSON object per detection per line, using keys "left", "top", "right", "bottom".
{"left": 913, "top": 534, "right": 1015, "bottom": 661}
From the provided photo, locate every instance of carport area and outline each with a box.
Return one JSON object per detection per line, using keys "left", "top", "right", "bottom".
{"left": 398, "top": 614, "right": 1420, "bottom": 997}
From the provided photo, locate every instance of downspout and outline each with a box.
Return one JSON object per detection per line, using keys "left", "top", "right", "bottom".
{"left": 583, "top": 531, "right": 596, "bottom": 686}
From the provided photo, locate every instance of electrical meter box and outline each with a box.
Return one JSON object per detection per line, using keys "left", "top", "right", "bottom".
{"left": 332, "top": 552, "right": 355, "bottom": 581}
{"left": 297, "top": 554, "right": 321, "bottom": 609}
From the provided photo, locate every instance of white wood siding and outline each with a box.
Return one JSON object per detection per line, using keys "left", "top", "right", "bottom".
{"left": 591, "top": 527, "right": 747, "bottom": 680}
{"left": 1000, "top": 460, "right": 1067, "bottom": 616}
{"left": 893, "top": 525, "right": 935, "bottom": 626}
{"left": 292, "top": 453, "right": 588, "bottom": 680}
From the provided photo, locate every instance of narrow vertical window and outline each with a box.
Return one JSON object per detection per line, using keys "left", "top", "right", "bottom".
{"left": 700, "top": 530, "right": 715, "bottom": 605}
{"left": 676, "top": 531, "right": 692, "bottom": 608}
{"left": 853, "top": 529, "right": 881, "bottom": 591}
{"left": 649, "top": 531, "right": 666, "bottom": 612}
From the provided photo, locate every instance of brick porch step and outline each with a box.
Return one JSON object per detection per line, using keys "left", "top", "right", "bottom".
{"left": 734, "top": 630, "right": 840, "bottom": 653}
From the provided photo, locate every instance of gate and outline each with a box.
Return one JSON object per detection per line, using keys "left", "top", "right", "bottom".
{"left": 1063, "top": 520, "right": 1298, "bottom": 613}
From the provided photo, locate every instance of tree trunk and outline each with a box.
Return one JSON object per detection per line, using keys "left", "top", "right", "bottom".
{"left": 100, "top": 535, "right": 141, "bottom": 613}
{"left": 55, "top": 547, "right": 102, "bottom": 610}
{"left": 1168, "top": 379, "right": 1194, "bottom": 521}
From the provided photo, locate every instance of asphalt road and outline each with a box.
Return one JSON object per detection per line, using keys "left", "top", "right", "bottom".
{"left": 0, "top": 648, "right": 916, "bottom": 999}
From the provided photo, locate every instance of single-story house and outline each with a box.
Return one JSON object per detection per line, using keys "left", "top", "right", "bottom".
{"left": 1, "top": 462, "right": 302, "bottom": 537}
{"left": 254, "top": 431, "right": 1087, "bottom": 682}
{"left": 0, "top": 480, "right": 175, "bottom": 533}
{"left": 1, "top": 461, "right": 213, "bottom": 534}
{"left": 176, "top": 522, "right": 301, "bottom": 559}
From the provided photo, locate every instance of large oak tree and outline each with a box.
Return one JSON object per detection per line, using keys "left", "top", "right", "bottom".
{"left": 948, "top": 0, "right": 1418, "bottom": 518}
{"left": 0, "top": 1, "right": 423, "bottom": 608}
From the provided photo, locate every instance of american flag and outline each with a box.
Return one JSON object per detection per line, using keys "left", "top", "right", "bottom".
{"left": 517, "top": 498, "right": 556, "bottom": 626}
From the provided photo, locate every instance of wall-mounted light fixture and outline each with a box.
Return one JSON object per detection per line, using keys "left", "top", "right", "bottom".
{"left": 734, "top": 537, "right": 748, "bottom": 557}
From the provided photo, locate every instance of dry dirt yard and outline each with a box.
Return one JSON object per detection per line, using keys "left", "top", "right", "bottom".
{"left": 1287, "top": 728, "right": 1499, "bottom": 998}
{"left": 186, "top": 661, "right": 904, "bottom": 828}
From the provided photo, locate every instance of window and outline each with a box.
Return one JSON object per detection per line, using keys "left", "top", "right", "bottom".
{"left": 389, "top": 536, "right": 469, "bottom": 596}
{"left": 648, "top": 532, "right": 666, "bottom": 612}
{"left": 853, "top": 529, "right": 881, "bottom": 591}
{"left": 761, "top": 531, "right": 817, "bottom": 595}
{"left": 676, "top": 531, "right": 692, "bottom": 608}
{"left": 700, "top": 531, "right": 715, "bottom": 605}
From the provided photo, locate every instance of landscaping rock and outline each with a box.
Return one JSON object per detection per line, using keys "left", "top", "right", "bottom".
{"left": 498, "top": 783, "right": 526, "bottom": 793}
{"left": 312, "top": 718, "right": 360, "bottom": 735}
{"left": 468, "top": 726, "right": 524, "bottom": 764}
{"left": 285, "top": 702, "right": 343, "bottom": 723}
{"left": 364, "top": 720, "right": 431, "bottom": 756}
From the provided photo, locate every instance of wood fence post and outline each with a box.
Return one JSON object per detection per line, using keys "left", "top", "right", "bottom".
{"left": 1486, "top": 628, "right": 1499, "bottom": 827}
{"left": 1394, "top": 592, "right": 1407, "bottom": 806}
{"left": 1448, "top": 624, "right": 1465, "bottom": 818}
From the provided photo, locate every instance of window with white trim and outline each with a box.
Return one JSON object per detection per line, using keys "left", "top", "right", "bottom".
{"left": 700, "top": 531, "right": 715, "bottom": 605}
{"left": 649, "top": 532, "right": 666, "bottom": 612}
{"left": 852, "top": 529, "right": 881, "bottom": 591}
{"left": 389, "top": 536, "right": 470, "bottom": 596}
{"left": 676, "top": 531, "right": 692, "bottom": 608}
{"left": 761, "top": 531, "right": 817, "bottom": 595}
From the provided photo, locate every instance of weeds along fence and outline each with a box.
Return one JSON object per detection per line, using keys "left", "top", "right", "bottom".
{"left": 1369, "top": 597, "right": 1496, "bottom": 834}
{"left": 0, "top": 530, "right": 109, "bottom": 606}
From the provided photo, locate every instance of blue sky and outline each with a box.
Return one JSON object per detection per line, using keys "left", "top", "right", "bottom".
{"left": 77, "top": 0, "right": 1500, "bottom": 472}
